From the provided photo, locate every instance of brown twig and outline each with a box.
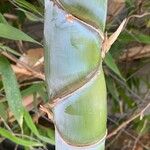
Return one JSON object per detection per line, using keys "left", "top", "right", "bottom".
{"left": 132, "top": 120, "right": 148, "bottom": 150}
{"left": 11, "top": 65, "right": 32, "bottom": 76}
{"left": 127, "top": 12, "right": 150, "bottom": 21}
{"left": 107, "top": 102, "right": 150, "bottom": 139}
{"left": 117, "top": 12, "right": 150, "bottom": 30}
{"left": 3, "top": 13, "right": 18, "bottom": 20}
{"left": 107, "top": 117, "right": 149, "bottom": 149}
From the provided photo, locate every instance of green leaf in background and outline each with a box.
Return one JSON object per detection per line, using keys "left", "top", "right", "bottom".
{"left": 0, "top": 44, "right": 21, "bottom": 56}
{"left": 24, "top": 109, "right": 55, "bottom": 145}
{"left": 119, "top": 88, "right": 135, "bottom": 108}
{"left": 0, "top": 60, "right": 53, "bottom": 144}
{"left": 19, "top": 9, "right": 43, "bottom": 22}
{"left": 134, "top": 117, "right": 150, "bottom": 135}
{"left": 0, "top": 23, "right": 40, "bottom": 44}
{"left": 37, "top": 125, "right": 55, "bottom": 145}
{"left": 12, "top": 0, "right": 43, "bottom": 16}
{"left": 37, "top": 0, "right": 44, "bottom": 6}
{"left": 0, "top": 56, "right": 24, "bottom": 126}
{"left": 134, "top": 32, "right": 150, "bottom": 44}
{"left": 104, "top": 53, "right": 124, "bottom": 80}
{"left": 119, "top": 31, "right": 150, "bottom": 44}
{"left": 21, "top": 83, "right": 48, "bottom": 102}
{"left": 0, "top": 13, "right": 8, "bottom": 24}
{"left": 106, "top": 77, "right": 119, "bottom": 102}
{"left": 38, "top": 134, "right": 55, "bottom": 145}
{"left": 0, "top": 128, "right": 43, "bottom": 147}
{"left": 0, "top": 13, "right": 25, "bottom": 56}
{"left": 0, "top": 103, "right": 8, "bottom": 121}
{"left": 21, "top": 83, "right": 43, "bottom": 97}
{"left": 23, "top": 110, "right": 39, "bottom": 135}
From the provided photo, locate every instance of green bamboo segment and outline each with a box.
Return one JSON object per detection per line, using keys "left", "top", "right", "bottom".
{"left": 54, "top": 69, "right": 107, "bottom": 145}
{"left": 44, "top": 0, "right": 107, "bottom": 149}
{"left": 58, "top": 0, "right": 107, "bottom": 30}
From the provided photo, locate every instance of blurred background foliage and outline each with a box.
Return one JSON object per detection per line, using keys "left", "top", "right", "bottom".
{"left": 0, "top": 0, "right": 150, "bottom": 150}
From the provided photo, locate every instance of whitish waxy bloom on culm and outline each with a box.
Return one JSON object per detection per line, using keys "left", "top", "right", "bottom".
{"left": 44, "top": 0, "right": 108, "bottom": 149}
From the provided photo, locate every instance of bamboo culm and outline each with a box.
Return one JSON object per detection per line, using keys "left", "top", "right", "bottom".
{"left": 44, "top": 0, "right": 108, "bottom": 149}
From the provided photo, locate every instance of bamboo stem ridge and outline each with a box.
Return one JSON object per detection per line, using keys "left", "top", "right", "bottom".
{"left": 44, "top": 0, "right": 107, "bottom": 149}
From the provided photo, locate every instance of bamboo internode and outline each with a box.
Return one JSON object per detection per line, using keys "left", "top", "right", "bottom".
{"left": 44, "top": 0, "right": 108, "bottom": 149}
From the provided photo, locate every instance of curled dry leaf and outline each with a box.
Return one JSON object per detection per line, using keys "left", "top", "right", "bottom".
{"left": 102, "top": 18, "right": 127, "bottom": 58}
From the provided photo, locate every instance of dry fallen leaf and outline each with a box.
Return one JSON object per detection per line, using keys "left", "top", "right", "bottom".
{"left": 11, "top": 65, "right": 32, "bottom": 76}
{"left": 19, "top": 48, "right": 44, "bottom": 66}
{"left": 120, "top": 45, "right": 150, "bottom": 61}
{"left": 107, "top": 0, "right": 125, "bottom": 22}
{"left": 14, "top": 48, "right": 44, "bottom": 81}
